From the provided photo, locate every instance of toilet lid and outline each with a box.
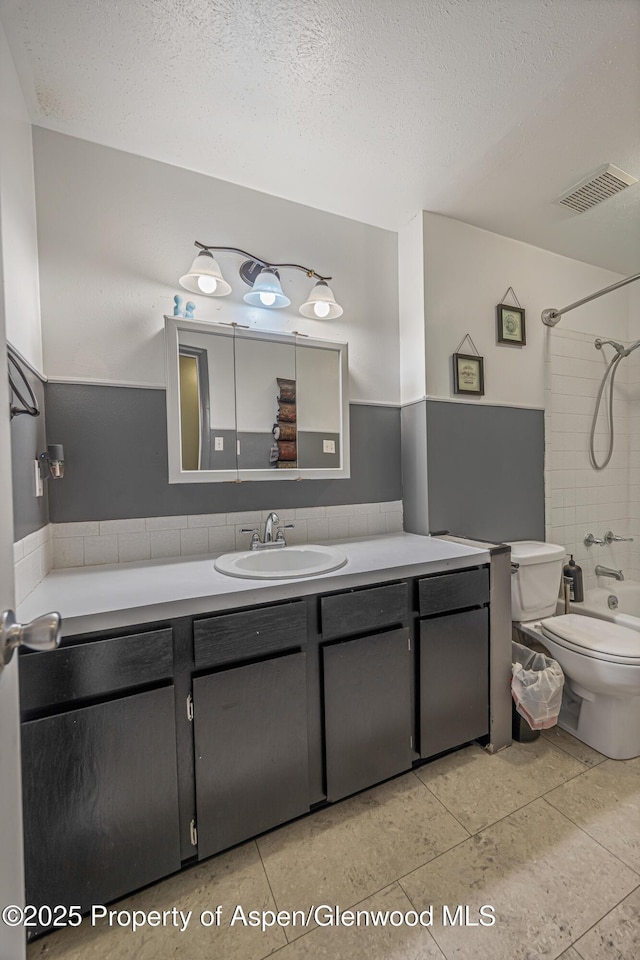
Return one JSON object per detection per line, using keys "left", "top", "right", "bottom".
{"left": 540, "top": 614, "right": 640, "bottom": 663}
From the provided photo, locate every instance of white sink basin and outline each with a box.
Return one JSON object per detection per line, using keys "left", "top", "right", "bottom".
{"left": 214, "top": 544, "right": 347, "bottom": 579}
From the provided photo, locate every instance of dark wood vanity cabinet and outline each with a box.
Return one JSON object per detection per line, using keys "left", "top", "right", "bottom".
{"left": 193, "top": 652, "right": 310, "bottom": 858}
{"left": 191, "top": 601, "right": 311, "bottom": 857}
{"left": 419, "top": 609, "right": 489, "bottom": 757}
{"left": 19, "top": 562, "right": 492, "bottom": 930}
{"left": 20, "top": 628, "right": 182, "bottom": 934}
{"left": 418, "top": 568, "right": 491, "bottom": 757}
{"left": 323, "top": 628, "right": 413, "bottom": 802}
{"left": 22, "top": 688, "right": 182, "bottom": 925}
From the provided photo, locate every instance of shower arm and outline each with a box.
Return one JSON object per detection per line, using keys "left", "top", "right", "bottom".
{"left": 541, "top": 271, "right": 640, "bottom": 327}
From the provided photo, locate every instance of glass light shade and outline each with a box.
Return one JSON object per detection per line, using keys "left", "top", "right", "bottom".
{"left": 179, "top": 251, "right": 232, "bottom": 297}
{"left": 243, "top": 269, "right": 291, "bottom": 309}
{"left": 299, "top": 280, "right": 343, "bottom": 319}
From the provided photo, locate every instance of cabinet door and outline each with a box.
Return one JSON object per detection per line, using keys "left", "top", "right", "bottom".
{"left": 193, "top": 652, "right": 309, "bottom": 859}
{"left": 22, "top": 686, "right": 181, "bottom": 928}
{"left": 323, "top": 628, "right": 413, "bottom": 802}
{"left": 419, "top": 608, "right": 489, "bottom": 758}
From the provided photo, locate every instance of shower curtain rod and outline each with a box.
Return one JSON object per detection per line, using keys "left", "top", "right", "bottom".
{"left": 541, "top": 270, "right": 640, "bottom": 327}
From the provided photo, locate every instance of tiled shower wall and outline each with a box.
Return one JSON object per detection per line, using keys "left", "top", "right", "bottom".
{"left": 545, "top": 328, "right": 640, "bottom": 590}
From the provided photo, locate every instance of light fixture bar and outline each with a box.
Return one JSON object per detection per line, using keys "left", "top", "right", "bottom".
{"left": 193, "top": 241, "right": 332, "bottom": 281}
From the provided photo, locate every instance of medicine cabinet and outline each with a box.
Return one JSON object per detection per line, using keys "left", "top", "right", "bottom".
{"left": 164, "top": 317, "right": 350, "bottom": 482}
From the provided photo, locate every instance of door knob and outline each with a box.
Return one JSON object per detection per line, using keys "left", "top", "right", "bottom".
{"left": 1, "top": 609, "right": 61, "bottom": 670}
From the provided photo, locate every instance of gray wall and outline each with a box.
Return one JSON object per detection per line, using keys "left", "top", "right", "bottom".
{"left": 403, "top": 400, "right": 544, "bottom": 544}
{"left": 400, "top": 401, "right": 429, "bottom": 536}
{"left": 45, "top": 383, "right": 401, "bottom": 521}
{"left": 426, "top": 400, "right": 545, "bottom": 542}
{"left": 10, "top": 366, "right": 49, "bottom": 540}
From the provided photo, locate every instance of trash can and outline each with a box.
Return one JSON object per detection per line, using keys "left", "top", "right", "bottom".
{"left": 511, "top": 641, "right": 564, "bottom": 742}
{"left": 512, "top": 699, "right": 540, "bottom": 742}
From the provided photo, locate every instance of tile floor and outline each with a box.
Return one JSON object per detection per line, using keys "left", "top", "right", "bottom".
{"left": 28, "top": 727, "right": 640, "bottom": 960}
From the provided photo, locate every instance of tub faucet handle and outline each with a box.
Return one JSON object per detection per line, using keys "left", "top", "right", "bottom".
{"left": 584, "top": 533, "right": 605, "bottom": 547}
{"left": 604, "top": 530, "right": 634, "bottom": 545}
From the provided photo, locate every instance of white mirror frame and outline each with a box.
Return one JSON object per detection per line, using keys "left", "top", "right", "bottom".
{"left": 164, "top": 316, "right": 350, "bottom": 483}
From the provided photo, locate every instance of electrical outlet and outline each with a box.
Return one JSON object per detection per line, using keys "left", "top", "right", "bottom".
{"left": 322, "top": 439, "right": 336, "bottom": 454}
{"left": 214, "top": 436, "right": 224, "bottom": 451}
{"left": 33, "top": 460, "right": 43, "bottom": 497}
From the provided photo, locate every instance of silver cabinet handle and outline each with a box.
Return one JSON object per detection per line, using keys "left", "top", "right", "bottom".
{"left": 1, "top": 609, "right": 61, "bottom": 670}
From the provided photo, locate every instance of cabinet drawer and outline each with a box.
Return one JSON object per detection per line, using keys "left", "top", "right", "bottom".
{"left": 19, "top": 628, "right": 174, "bottom": 714}
{"left": 418, "top": 567, "right": 489, "bottom": 617}
{"left": 194, "top": 600, "right": 307, "bottom": 670}
{"left": 320, "top": 582, "right": 409, "bottom": 640}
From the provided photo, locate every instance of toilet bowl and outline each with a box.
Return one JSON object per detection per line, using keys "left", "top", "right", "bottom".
{"left": 523, "top": 615, "right": 640, "bottom": 759}
{"left": 509, "top": 541, "right": 640, "bottom": 760}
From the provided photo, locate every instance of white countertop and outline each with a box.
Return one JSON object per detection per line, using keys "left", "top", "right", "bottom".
{"left": 18, "top": 533, "right": 491, "bottom": 637}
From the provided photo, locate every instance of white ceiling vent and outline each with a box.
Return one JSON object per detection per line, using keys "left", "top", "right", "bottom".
{"left": 555, "top": 164, "right": 638, "bottom": 214}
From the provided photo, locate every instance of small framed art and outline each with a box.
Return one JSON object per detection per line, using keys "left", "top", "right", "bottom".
{"left": 497, "top": 303, "right": 526, "bottom": 345}
{"left": 453, "top": 352, "right": 484, "bottom": 395}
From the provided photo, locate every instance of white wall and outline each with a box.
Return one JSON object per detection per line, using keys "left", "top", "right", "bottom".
{"left": 422, "top": 213, "right": 629, "bottom": 409}
{"left": 398, "top": 213, "right": 426, "bottom": 405}
{"left": 33, "top": 128, "right": 399, "bottom": 405}
{"left": 0, "top": 21, "right": 41, "bottom": 371}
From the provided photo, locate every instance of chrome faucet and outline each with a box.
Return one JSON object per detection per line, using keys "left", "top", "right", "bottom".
{"left": 263, "top": 511, "right": 279, "bottom": 543}
{"left": 595, "top": 565, "right": 624, "bottom": 582}
{"left": 240, "top": 512, "right": 295, "bottom": 550}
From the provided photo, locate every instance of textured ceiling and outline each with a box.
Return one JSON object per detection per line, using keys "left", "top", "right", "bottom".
{"left": 1, "top": 0, "right": 639, "bottom": 273}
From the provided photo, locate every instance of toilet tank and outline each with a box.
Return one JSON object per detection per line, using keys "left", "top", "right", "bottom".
{"left": 506, "top": 541, "right": 566, "bottom": 621}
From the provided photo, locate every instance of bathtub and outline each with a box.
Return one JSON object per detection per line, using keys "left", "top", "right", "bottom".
{"left": 561, "top": 581, "right": 640, "bottom": 632}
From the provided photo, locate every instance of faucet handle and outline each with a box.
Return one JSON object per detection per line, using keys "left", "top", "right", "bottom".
{"left": 240, "top": 528, "right": 260, "bottom": 548}
{"left": 275, "top": 523, "right": 295, "bottom": 544}
{"left": 584, "top": 533, "right": 605, "bottom": 547}
{"left": 604, "top": 530, "right": 634, "bottom": 544}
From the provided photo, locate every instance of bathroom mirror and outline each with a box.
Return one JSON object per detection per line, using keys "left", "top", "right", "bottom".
{"left": 165, "top": 317, "right": 350, "bottom": 482}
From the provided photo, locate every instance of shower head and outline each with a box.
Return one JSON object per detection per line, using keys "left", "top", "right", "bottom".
{"left": 595, "top": 338, "right": 627, "bottom": 356}
{"left": 595, "top": 338, "right": 640, "bottom": 359}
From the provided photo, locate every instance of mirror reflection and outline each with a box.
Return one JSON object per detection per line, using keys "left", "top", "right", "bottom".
{"left": 166, "top": 318, "right": 349, "bottom": 482}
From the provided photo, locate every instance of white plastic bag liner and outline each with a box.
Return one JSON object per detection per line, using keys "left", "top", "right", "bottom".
{"left": 511, "top": 641, "right": 564, "bottom": 730}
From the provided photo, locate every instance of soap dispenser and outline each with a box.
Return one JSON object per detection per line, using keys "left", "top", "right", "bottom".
{"left": 563, "top": 555, "right": 584, "bottom": 603}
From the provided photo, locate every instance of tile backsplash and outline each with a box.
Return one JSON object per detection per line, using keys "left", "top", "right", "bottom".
{"left": 14, "top": 525, "right": 53, "bottom": 605}
{"left": 14, "top": 503, "right": 403, "bottom": 596}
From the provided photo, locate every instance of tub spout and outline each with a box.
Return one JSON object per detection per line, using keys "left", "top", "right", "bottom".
{"left": 595, "top": 565, "right": 624, "bottom": 582}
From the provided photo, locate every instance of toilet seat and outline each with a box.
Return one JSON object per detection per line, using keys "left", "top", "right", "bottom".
{"left": 540, "top": 614, "right": 640, "bottom": 666}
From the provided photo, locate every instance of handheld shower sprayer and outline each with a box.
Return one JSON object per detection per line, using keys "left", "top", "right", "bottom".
{"left": 590, "top": 338, "right": 640, "bottom": 469}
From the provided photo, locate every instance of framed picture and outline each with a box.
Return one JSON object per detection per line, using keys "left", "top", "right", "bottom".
{"left": 453, "top": 353, "right": 484, "bottom": 395}
{"left": 497, "top": 303, "right": 526, "bottom": 345}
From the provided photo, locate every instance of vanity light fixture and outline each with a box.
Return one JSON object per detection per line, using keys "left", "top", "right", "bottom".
{"left": 179, "top": 250, "right": 232, "bottom": 297}
{"left": 179, "top": 242, "right": 343, "bottom": 316}
{"left": 243, "top": 267, "right": 291, "bottom": 309}
{"left": 299, "top": 280, "right": 343, "bottom": 319}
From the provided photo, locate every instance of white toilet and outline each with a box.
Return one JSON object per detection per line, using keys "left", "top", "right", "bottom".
{"left": 508, "top": 540, "right": 640, "bottom": 760}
